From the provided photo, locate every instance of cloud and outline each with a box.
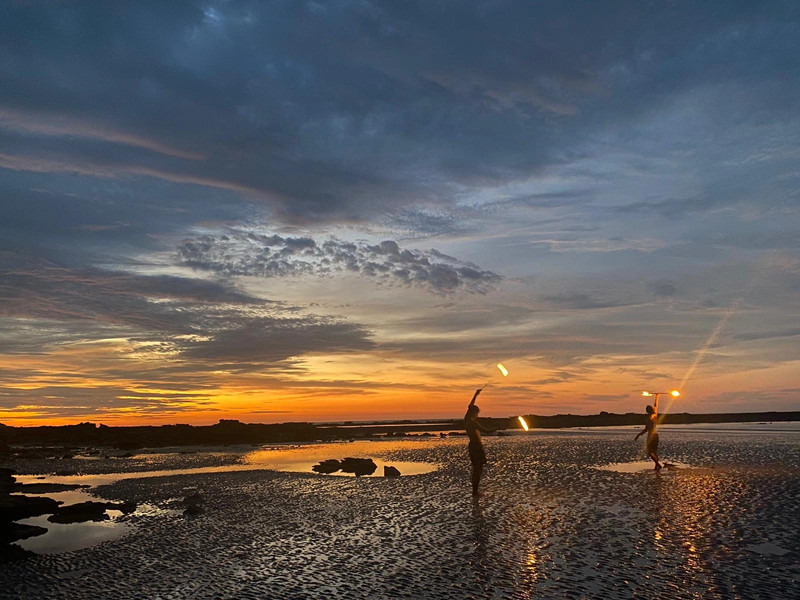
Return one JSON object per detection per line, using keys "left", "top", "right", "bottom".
{"left": 177, "top": 233, "right": 502, "bottom": 294}
{"left": 0, "top": 250, "right": 373, "bottom": 367}
{"left": 538, "top": 291, "right": 639, "bottom": 310}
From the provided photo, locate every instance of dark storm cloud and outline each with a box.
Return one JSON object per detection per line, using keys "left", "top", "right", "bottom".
{"left": 1, "top": 1, "right": 797, "bottom": 227}
{"left": 177, "top": 233, "right": 502, "bottom": 294}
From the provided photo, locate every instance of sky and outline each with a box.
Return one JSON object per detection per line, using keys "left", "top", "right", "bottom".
{"left": 1, "top": 1, "right": 799, "bottom": 426}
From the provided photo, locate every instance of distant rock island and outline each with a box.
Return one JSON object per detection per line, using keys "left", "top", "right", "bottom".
{"left": 1, "top": 411, "right": 798, "bottom": 451}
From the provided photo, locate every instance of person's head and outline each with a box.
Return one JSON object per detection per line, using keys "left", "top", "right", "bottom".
{"left": 646, "top": 405, "right": 654, "bottom": 415}
{"left": 467, "top": 404, "right": 480, "bottom": 417}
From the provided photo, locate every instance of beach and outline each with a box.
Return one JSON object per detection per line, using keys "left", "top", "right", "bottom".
{"left": 2, "top": 426, "right": 799, "bottom": 599}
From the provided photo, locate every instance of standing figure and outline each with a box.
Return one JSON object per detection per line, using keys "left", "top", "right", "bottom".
{"left": 465, "top": 388, "right": 494, "bottom": 496}
{"left": 635, "top": 397, "right": 662, "bottom": 470}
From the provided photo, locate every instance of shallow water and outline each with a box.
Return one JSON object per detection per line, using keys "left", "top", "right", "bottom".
{"left": 10, "top": 440, "right": 439, "bottom": 555}
{"left": 3, "top": 428, "right": 799, "bottom": 599}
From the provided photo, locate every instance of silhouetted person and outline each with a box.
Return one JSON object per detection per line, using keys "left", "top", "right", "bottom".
{"left": 635, "top": 398, "right": 662, "bottom": 470}
{"left": 465, "top": 388, "right": 494, "bottom": 496}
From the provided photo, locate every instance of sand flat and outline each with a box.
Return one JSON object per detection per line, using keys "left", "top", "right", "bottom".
{"left": 2, "top": 428, "right": 799, "bottom": 599}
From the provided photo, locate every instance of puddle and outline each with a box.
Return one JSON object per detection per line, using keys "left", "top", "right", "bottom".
{"left": 595, "top": 461, "right": 692, "bottom": 474}
{"left": 244, "top": 440, "right": 439, "bottom": 476}
{"left": 16, "top": 512, "right": 131, "bottom": 554}
{"left": 10, "top": 440, "right": 439, "bottom": 554}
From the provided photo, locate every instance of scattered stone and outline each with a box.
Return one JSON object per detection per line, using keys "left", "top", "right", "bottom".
{"left": 312, "top": 459, "right": 342, "bottom": 474}
{"left": 383, "top": 466, "right": 401, "bottom": 478}
{"left": 339, "top": 457, "right": 377, "bottom": 477}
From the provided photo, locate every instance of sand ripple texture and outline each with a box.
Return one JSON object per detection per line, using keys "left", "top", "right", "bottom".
{"left": 2, "top": 430, "right": 799, "bottom": 599}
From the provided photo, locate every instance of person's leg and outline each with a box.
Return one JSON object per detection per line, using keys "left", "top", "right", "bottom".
{"left": 472, "top": 462, "right": 483, "bottom": 495}
{"left": 650, "top": 452, "right": 662, "bottom": 469}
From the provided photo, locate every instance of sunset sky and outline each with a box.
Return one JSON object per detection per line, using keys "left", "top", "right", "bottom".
{"left": 1, "top": 1, "right": 799, "bottom": 426}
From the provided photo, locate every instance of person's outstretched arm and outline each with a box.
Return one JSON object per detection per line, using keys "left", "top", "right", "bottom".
{"left": 635, "top": 425, "right": 647, "bottom": 440}
{"left": 469, "top": 388, "right": 482, "bottom": 407}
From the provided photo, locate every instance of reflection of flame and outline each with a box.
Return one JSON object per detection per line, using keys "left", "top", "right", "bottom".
{"left": 518, "top": 416, "right": 529, "bottom": 431}
{"left": 497, "top": 363, "right": 509, "bottom": 377}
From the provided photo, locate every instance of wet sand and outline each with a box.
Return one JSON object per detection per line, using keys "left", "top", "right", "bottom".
{"left": 2, "top": 428, "right": 799, "bottom": 599}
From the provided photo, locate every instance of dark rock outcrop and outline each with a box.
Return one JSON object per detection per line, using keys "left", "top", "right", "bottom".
{"left": 48, "top": 500, "right": 136, "bottom": 524}
{"left": 0, "top": 495, "right": 61, "bottom": 521}
{"left": 383, "top": 466, "right": 401, "bottom": 477}
{"left": 1, "top": 522, "right": 47, "bottom": 544}
{"left": 311, "top": 459, "right": 341, "bottom": 474}
{"left": 0, "top": 543, "right": 36, "bottom": 564}
{"left": 339, "top": 457, "right": 377, "bottom": 477}
{"left": 12, "top": 482, "right": 88, "bottom": 494}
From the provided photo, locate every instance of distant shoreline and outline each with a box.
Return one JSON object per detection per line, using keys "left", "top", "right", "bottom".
{"left": 1, "top": 411, "right": 798, "bottom": 451}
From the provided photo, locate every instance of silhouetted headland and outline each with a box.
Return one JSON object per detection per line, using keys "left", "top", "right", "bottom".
{"left": 1, "top": 411, "right": 798, "bottom": 453}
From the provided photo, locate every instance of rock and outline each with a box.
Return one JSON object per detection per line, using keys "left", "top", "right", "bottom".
{"left": 184, "top": 504, "right": 204, "bottom": 516}
{"left": 0, "top": 468, "right": 15, "bottom": 494}
{"left": 0, "top": 543, "right": 36, "bottom": 564}
{"left": 383, "top": 466, "right": 401, "bottom": 477}
{"left": 183, "top": 493, "right": 203, "bottom": 506}
{"left": 48, "top": 501, "right": 110, "bottom": 524}
{"left": 1, "top": 522, "right": 48, "bottom": 544}
{"left": 312, "top": 459, "right": 342, "bottom": 474}
{"left": 12, "top": 483, "right": 89, "bottom": 494}
{"left": 48, "top": 500, "right": 136, "bottom": 524}
{"left": 339, "top": 457, "right": 377, "bottom": 477}
{"left": 182, "top": 493, "right": 204, "bottom": 516}
{"left": 0, "top": 495, "right": 61, "bottom": 521}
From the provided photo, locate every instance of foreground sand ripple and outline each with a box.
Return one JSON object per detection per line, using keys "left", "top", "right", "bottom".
{"left": 2, "top": 430, "right": 799, "bottom": 599}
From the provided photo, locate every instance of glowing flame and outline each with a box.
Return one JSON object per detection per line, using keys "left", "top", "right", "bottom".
{"left": 518, "top": 416, "right": 529, "bottom": 431}
{"left": 671, "top": 390, "right": 681, "bottom": 397}
{"left": 497, "top": 363, "right": 509, "bottom": 377}
{"left": 642, "top": 391, "right": 652, "bottom": 397}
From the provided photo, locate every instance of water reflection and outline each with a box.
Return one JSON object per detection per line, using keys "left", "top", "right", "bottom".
{"left": 11, "top": 440, "right": 440, "bottom": 555}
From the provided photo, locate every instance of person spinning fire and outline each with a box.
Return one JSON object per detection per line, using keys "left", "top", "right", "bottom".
{"left": 465, "top": 388, "right": 495, "bottom": 496}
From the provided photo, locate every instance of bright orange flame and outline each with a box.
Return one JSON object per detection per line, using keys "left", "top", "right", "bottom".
{"left": 497, "top": 363, "right": 509, "bottom": 377}
{"left": 671, "top": 390, "right": 681, "bottom": 397}
{"left": 518, "top": 415, "right": 529, "bottom": 431}
{"left": 642, "top": 391, "right": 652, "bottom": 397}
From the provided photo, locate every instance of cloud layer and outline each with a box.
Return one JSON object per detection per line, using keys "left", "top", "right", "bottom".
{"left": 178, "top": 233, "right": 502, "bottom": 294}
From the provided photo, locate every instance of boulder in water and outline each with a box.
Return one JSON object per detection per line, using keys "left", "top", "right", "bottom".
{"left": 340, "top": 457, "right": 377, "bottom": 476}
{"left": 311, "top": 459, "right": 342, "bottom": 474}
{"left": 383, "top": 465, "right": 401, "bottom": 478}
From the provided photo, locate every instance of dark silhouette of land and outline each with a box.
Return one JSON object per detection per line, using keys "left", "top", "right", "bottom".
{"left": 0, "top": 411, "right": 798, "bottom": 452}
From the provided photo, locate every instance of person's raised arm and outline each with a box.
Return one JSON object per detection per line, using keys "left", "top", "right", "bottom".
{"left": 654, "top": 394, "right": 659, "bottom": 418}
{"left": 469, "top": 388, "right": 482, "bottom": 407}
